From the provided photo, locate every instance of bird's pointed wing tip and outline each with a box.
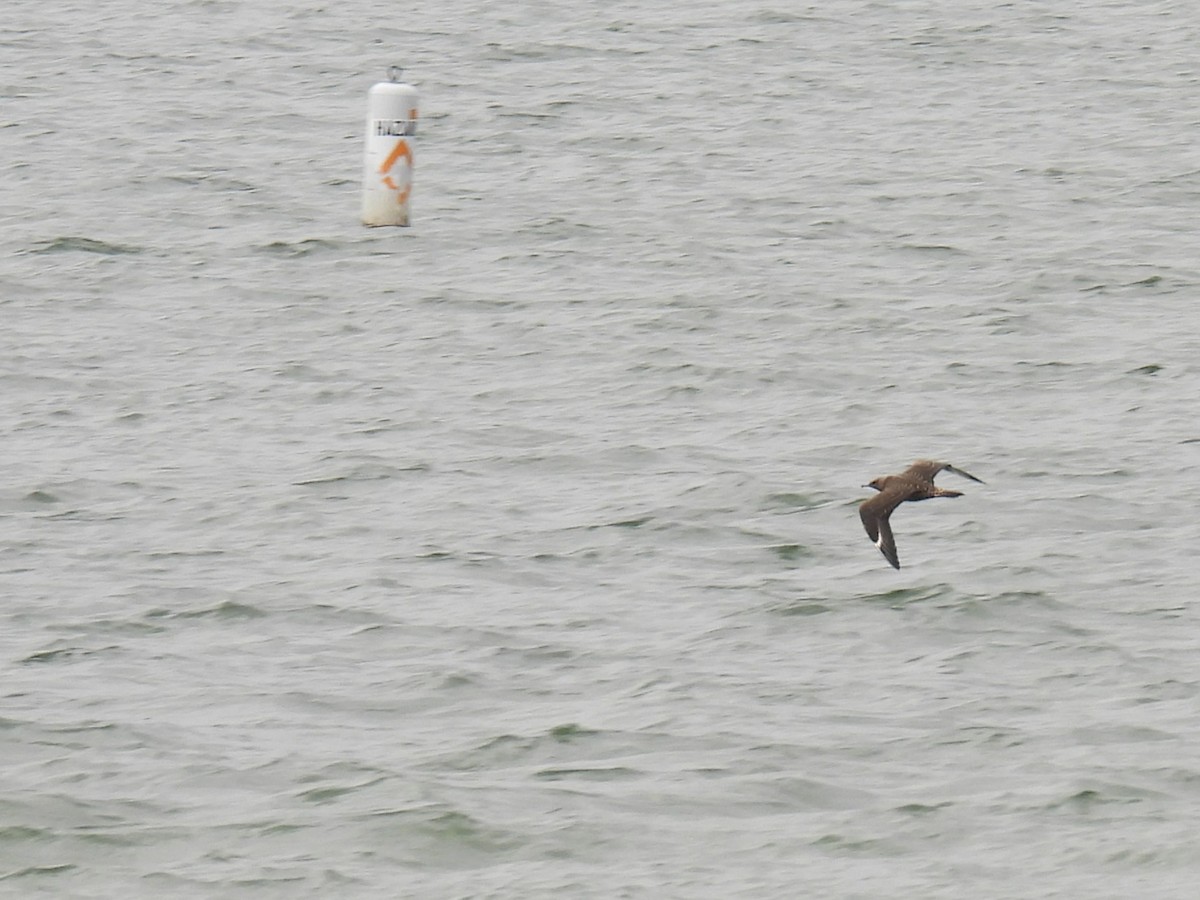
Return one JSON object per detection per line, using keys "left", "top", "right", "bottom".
{"left": 946, "top": 463, "right": 984, "bottom": 484}
{"left": 874, "top": 517, "right": 899, "bottom": 568}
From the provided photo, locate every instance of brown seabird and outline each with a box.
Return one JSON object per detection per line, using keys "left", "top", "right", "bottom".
{"left": 859, "top": 459, "right": 984, "bottom": 569}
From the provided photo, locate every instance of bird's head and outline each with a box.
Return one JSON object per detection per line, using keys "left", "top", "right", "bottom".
{"left": 863, "top": 476, "right": 887, "bottom": 492}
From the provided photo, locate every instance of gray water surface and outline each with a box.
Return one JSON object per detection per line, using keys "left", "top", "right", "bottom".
{"left": 4, "top": 0, "right": 1200, "bottom": 896}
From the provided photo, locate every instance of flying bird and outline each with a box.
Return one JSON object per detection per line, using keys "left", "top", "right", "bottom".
{"left": 859, "top": 460, "right": 984, "bottom": 569}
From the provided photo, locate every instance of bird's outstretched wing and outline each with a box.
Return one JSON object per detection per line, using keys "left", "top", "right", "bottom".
{"left": 860, "top": 492, "right": 903, "bottom": 569}
{"left": 904, "top": 460, "right": 984, "bottom": 484}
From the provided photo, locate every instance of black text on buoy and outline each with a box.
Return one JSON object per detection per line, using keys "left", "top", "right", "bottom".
{"left": 362, "top": 66, "right": 419, "bottom": 227}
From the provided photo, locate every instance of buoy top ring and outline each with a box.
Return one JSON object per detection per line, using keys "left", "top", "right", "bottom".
{"left": 388, "top": 65, "right": 403, "bottom": 83}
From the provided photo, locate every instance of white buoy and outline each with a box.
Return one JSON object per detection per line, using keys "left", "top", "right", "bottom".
{"left": 362, "top": 67, "right": 418, "bottom": 227}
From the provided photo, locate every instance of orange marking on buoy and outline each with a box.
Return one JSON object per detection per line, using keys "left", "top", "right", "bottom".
{"left": 377, "top": 138, "right": 413, "bottom": 205}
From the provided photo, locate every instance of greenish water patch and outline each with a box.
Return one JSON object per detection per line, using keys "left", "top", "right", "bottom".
{"left": 860, "top": 584, "right": 955, "bottom": 607}
{"left": 534, "top": 766, "right": 641, "bottom": 781}
{"left": 145, "top": 601, "right": 266, "bottom": 621}
{"left": 771, "top": 600, "right": 831, "bottom": 617}
{"left": 769, "top": 543, "right": 811, "bottom": 561}
{"left": 549, "top": 723, "right": 600, "bottom": 742}
{"left": 31, "top": 236, "right": 142, "bottom": 255}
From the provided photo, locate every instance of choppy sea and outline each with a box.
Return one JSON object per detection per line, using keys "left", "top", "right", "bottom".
{"left": 5, "top": 0, "right": 1200, "bottom": 896}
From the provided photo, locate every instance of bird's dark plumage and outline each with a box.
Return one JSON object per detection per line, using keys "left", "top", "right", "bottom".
{"left": 859, "top": 459, "right": 983, "bottom": 569}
